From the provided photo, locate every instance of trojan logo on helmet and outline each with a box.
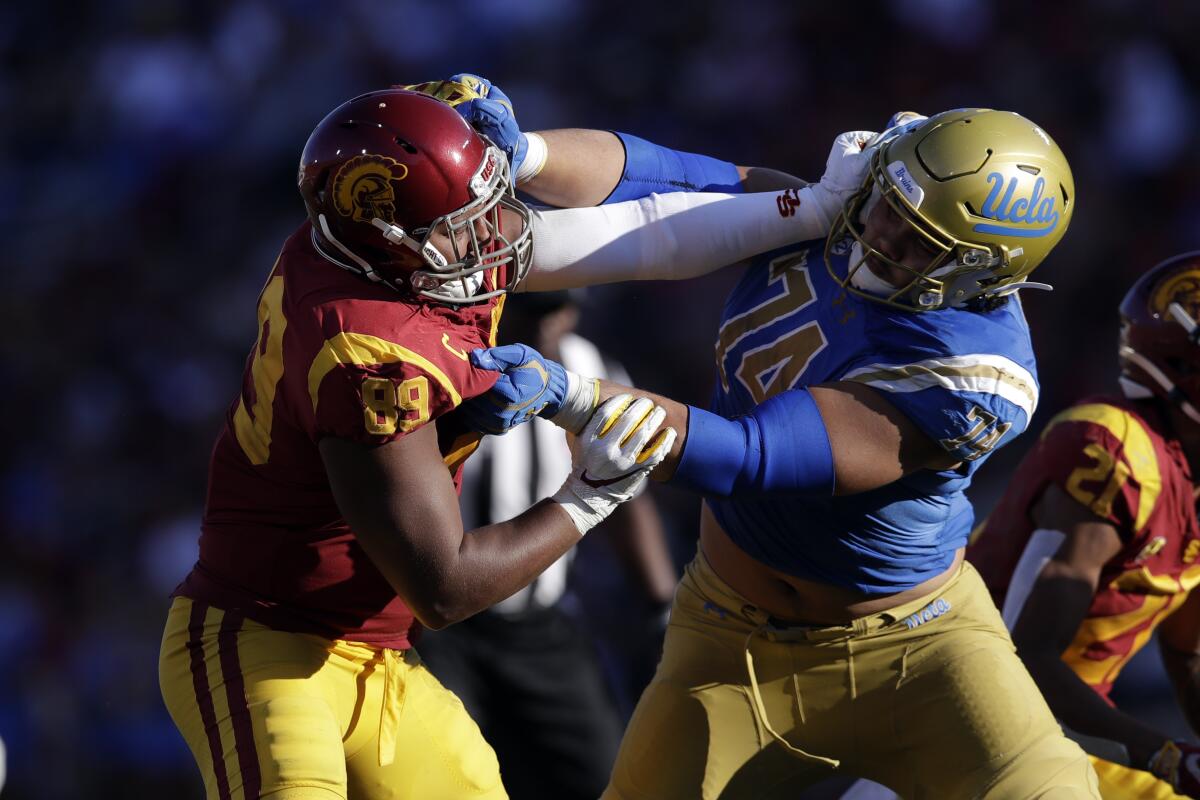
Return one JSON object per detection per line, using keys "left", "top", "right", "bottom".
{"left": 1150, "top": 268, "right": 1200, "bottom": 322}
{"left": 331, "top": 155, "right": 409, "bottom": 224}
{"left": 1120, "top": 252, "right": 1200, "bottom": 427}
{"left": 827, "top": 108, "right": 1075, "bottom": 312}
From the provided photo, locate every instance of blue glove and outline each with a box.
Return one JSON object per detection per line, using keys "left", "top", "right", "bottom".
{"left": 867, "top": 111, "right": 927, "bottom": 149}
{"left": 461, "top": 344, "right": 569, "bottom": 434}
{"left": 450, "top": 74, "right": 528, "bottom": 175}
{"left": 450, "top": 74, "right": 513, "bottom": 110}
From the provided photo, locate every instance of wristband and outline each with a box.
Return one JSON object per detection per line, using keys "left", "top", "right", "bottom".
{"left": 551, "top": 484, "right": 604, "bottom": 536}
{"left": 515, "top": 131, "right": 547, "bottom": 183}
{"left": 548, "top": 371, "right": 599, "bottom": 434}
{"left": 605, "top": 132, "right": 743, "bottom": 204}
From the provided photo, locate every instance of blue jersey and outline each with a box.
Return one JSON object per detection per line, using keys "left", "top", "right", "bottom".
{"left": 707, "top": 237, "right": 1039, "bottom": 593}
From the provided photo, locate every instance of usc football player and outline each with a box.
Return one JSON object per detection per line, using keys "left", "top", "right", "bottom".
{"left": 971, "top": 252, "right": 1200, "bottom": 799}
{"left": 158, "top": 83, "right": 872, "bottom": 800}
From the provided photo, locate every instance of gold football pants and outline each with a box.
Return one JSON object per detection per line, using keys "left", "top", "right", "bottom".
{"left": 604, "top": 554, "right": 1100, "bottom": 799}
{"left": 1090, "top": 757, "right": 1185, "bottom": 799}
{"left": 159, "top": 597, "right": 506, "bottom": 800}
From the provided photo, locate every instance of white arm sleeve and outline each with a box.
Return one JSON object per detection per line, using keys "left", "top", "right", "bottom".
{"left": 520, "top": 188, "right": 833, "bottom": 292}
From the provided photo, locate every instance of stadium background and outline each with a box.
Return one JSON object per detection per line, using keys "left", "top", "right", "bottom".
{"left": 4, "top": 0, "right": 1200, "bottom": 795}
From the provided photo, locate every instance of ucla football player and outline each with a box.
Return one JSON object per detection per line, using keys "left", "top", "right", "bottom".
{"left": 158, "top": 81, "right": 875, "bottom": 800}
{"left": 465, "top": 98, "right": 1103, "bottom": 796}
{"left": 969, "top": 253, "right": 1200, "bottom": 800}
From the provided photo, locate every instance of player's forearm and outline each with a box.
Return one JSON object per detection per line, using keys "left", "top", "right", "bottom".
{"left": 737, "top": 165, "right": 808, "bottom": 192}
{"left": 523, "top": 189, "right": 827, "bottom": 292}
{"left": 1160, "top": 644, "right": 1200, "bottom": 734}
{"left": 519, "top": 129, "right": 625, "bottom": 207}
{"left": 588, "top": 380, "right": 843, "bottom": 496}
{"left": 523, "top": 130, "right": 799, "bottom": 209}
{"left": 417, "top": 500, "right": 582, "bottom": 629}
{"left": 592, "top": 379, "right": 689, "bottom": 481}
{"left": 603, "top": 494, "right": 677, "bottom": 605}
{"left": 1019, "top": 648, "right": 1168, "bottom": 766}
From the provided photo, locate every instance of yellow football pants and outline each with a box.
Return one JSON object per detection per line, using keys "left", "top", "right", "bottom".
{"left": 1091, "top": 756, "right": 1185, "bottom": 799}
{"left": 604, "top": 554, "right": 1100, "bottom": 799}
{"left": 159, "top": 597, "right": 506, "bottom": 800}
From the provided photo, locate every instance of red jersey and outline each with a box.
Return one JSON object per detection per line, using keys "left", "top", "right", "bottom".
{"left": 970, "top": 396, "right": 1200, "bottom": 698}
{"left": 174, "top": 222, "right": 506, "bottom": 649}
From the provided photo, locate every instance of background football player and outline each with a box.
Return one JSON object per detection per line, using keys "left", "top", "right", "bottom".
{"left": 157, "top": 83, "right": 874, "bottom": 800}
{"left": 969, "top": 252, "right": 1200, "bottom": 799}
{"left": 465, "top": 93, "right": 1102, "bottom": 796}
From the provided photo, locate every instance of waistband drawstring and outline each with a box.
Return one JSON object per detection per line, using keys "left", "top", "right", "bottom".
{"left": 743, "top": 625, "right": 840, "bottom": 768}
{"left": 378, "top": 648, "right": 404, "bottom": 767}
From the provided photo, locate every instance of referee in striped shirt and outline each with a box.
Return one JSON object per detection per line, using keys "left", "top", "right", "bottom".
{"left": 418, "top": 291, "right": 676, "bottom": 800}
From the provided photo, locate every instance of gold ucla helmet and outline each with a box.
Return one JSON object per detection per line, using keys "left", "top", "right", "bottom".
{"left": 827, "top": 109, "right": 1075, "bottom": 311}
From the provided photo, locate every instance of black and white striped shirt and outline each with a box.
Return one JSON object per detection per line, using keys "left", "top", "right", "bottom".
{"left": 458, "top": 333, "right": 629, "bottom": 615}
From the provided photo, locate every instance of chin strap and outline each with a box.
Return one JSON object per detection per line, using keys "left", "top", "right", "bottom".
{"left": 317, "top": 214, "right": 383, "bottom": 282}
{"left": 315, "top": 215, "right": 486, "bottom": 303}
{"left": 369, "top": 217, "right": 450, "bottom": 270}
{"left": 925, "top": 246, "right": 1055, "bottom": 305}
{"left": 987, "top": 280, "right": 1054, "bottom": 297}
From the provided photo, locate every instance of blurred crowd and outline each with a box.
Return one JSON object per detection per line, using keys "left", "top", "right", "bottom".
{"left": 6, "top": 0, "right": 1200, "bottom": 796}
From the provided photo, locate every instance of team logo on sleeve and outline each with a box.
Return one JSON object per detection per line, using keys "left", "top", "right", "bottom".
{"left": 940, "top": 405, "right": 1013, "bottom": 461}
{"left": 1150, "top": 268, "right": 1200, "bottom": 320}
{"left": 331, "top": 155, "right": 409, "bottom": 223}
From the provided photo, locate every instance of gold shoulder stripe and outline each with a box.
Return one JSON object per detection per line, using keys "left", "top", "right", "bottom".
{"left": 489, "top": 292, "right": 505, "bottom": 347}
{"left": 842, "top": 354, "right": 1038, "bottom": 419}
{"left": 308, "top": 332, "right": 462, "bottom": 413}
{"left": 1108, "top": 565, "right": 1184, "bottom": 595}
{"left": 443, "top": 432, "right": 483, "bottom": 472}
{"left": 1182, "top": 564, "right": 1200, "bottom": 592}
{"left": 1042, "top": 403, "right": 1161, "bottom": 531}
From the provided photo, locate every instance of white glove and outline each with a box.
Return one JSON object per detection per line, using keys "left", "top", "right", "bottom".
{"left": 808, "top": 130, "right": 878, "bottom": 225}
{"left": 552, "top": 394, "right": 677, "bottom": 535}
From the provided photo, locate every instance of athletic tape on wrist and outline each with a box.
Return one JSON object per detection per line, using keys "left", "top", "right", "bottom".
{"left": 551, "top": 485, "right": 603, "bottom": 535}
{"left": 549, "top": 371, "right": 599, "bottom": 434}
{"left": 515, "top": 132, "right": 547, "bottom": 183}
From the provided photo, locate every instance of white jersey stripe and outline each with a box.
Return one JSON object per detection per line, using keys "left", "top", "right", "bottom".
{"left": 841, "top": 353, "right": 1038, "bottom": 420}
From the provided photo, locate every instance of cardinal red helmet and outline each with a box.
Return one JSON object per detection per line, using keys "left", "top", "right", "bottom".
{"left": 1119, "top": 251, "right": 1200, "bottom": 425}
{"left": 297, "top": 88, "right": 532, "bottom": 304}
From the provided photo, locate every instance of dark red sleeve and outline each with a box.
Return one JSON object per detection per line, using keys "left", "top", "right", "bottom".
{"left": 308, "top": 324, "right": 499, "bottom": 446}
{"left": 1035, "top": 412, "right": 1150, "bottom": 540}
